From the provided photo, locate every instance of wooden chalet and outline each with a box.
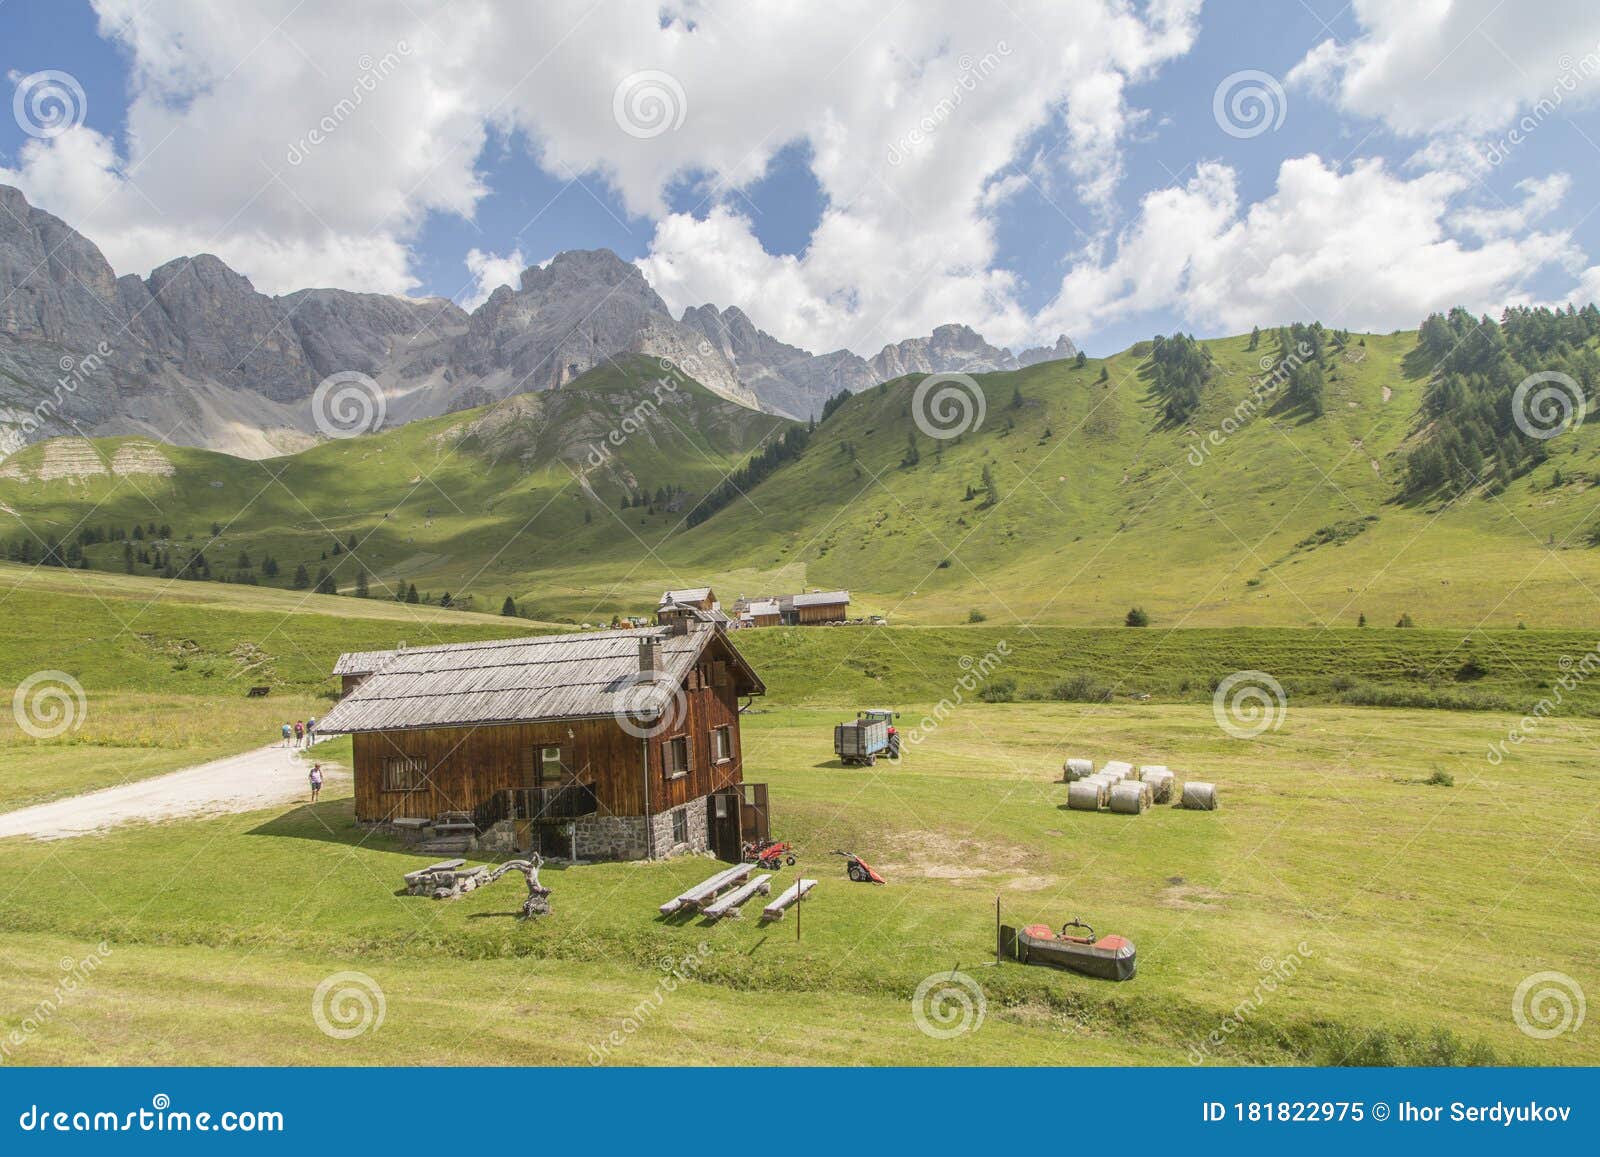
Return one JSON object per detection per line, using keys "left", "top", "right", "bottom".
{"left": 317, "top": 622, "right": 769, "bottom": 861}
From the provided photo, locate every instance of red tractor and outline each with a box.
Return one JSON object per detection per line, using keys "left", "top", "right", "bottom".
{"left": 742, "top": 838, "right": 797, "bottom": 871}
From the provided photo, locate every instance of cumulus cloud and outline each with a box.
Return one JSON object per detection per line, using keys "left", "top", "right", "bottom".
{"left": 1289, "top": 0, "right": 1600, "bottom": 137}
{"left": 2, "top": 0, "right": 1200, "bottom": 349}
{"left": 462, "top": 246, "right": 528, "bottom": 309}
{"left": 1038, "top": 155, "right": 1580, "bottom": 337}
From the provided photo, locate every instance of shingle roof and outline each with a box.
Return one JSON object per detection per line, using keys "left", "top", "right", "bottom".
{"left": 318, "top": 626, "right": 762, "bottom": 734}
{"left": 331, "top": 650, "right": 398, "bottom": 676}
{"left": 792, "top": 590, "right": 850, "bottom": 607}
{"left": 744, "top": 599, "right": 781, "bottom": 616}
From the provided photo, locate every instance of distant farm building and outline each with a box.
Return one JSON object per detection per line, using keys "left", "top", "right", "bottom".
{"left": 332, "top": 649, "right": 397, "bottom": 696}
{"left": 790, "top": 590, "right": 850, "bottom": 624}
{"left": 318, "top": 622, "right": 769, "bottom": 861}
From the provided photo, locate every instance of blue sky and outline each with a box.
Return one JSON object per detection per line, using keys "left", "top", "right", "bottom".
{"left": 4, "top": 1, "right": 1600, "bottom": 358}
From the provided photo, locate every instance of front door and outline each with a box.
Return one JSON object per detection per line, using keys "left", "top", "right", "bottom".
{"left": 707, "top": 790, "right": 742, "bottom": 861}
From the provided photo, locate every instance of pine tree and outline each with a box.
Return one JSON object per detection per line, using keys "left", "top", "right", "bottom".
{"left": 1074, "top": 350, "right": 1087, "bottom": 368}
{"left": 405, "top": 583, "right": 419, "bottom": 604}
{"left": 237, "top": 549, "right": 252, "bottom": 570}
{"left": 1248, "top": 326, "right": 1261, "bottom": 351}
{"left": 315, "top": 567, "right": 335, "bottom": 595}
{"left": 501, "top": 595, "right": 518, "bottom": 616}
{"left": 123, "top": 543, "right": 135, "bottom": 573}
{"left": 262, "top": 556, "right": 279, "bottom": 578}
{"left": 354, "top": 567, "right": 370, "bottom": 598}
{"left": 292, "top": 563, "right": 310, "bottom": 589}
{"left": 1357, "top": 612, "right": 1366, "bottom": 627}
{"left": 331, "top": 540, "right": 342, "bottom": 556}
{"left": 901, "top": 428, "right": 920, "bottom": 468}
{"left": 980, "top": 463, "right": 999, "bottom": 508}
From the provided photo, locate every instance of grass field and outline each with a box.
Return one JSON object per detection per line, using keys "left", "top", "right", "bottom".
{"left": 2, "top": 699, "right": 1595, "bottom": 1066}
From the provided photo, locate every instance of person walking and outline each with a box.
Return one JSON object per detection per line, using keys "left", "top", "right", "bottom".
{"left": 293, "top": 719, "right": 305, "bottom": 747}
{"left": 309, "top": 762, "right": 324, "bottom": 804}
{"left": 280, "top": 721, "right": 292, "bottom": 747}
{"left": 305, "top": 715, "right": 317, "bottom": 746}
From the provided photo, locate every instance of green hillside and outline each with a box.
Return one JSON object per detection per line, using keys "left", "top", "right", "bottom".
{"left": 6, "top": 315, "right": 1600, "bottom": 626}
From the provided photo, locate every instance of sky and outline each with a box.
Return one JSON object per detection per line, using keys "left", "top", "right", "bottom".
{"left": 4, "top": 0, "right": 1600, "bottom": 360}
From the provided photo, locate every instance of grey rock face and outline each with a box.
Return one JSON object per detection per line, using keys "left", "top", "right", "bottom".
{"left": 0, "top": 182, "right": 1080, "bottom": 455}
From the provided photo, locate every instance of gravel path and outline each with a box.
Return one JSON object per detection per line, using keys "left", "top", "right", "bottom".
{"left": 0, "top": 739, "right": 345, "bottom": 841}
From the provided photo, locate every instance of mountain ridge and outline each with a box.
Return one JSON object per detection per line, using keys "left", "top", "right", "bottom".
{"left": 0, "top": 183, "right": 1076, "bottom": 457}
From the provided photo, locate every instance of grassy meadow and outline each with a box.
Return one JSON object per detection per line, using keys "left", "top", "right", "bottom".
{"left": 1, "top": 698, "right": 1595, "bottom": 1066}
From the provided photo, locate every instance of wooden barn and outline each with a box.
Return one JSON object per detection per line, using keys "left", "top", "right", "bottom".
{"left": 790, "top": 590, "right": 850, "bottom": 624}
{"left": 740, "top": 598, "right": 782, "bottom": 628}
{"left": 331, "top": 649, "right": 395, "bottom": 696}
{"left": 317, "top": 622, "right": 769, "bottom": 861}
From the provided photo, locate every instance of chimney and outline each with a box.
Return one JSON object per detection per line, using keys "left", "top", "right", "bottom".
{"left": 638, "top": 635, "right": 662, "bottom": 678}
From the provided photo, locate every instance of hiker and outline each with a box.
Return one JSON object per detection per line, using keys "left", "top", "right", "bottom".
{"left": 280, "top": 721, "right": 292, "bottom": 747}
{"left": 305, "top": 715, "right": 317, "bottom": 746}
{"left": 294, "top": 719, "right": 305, "bottom": 746}
{"left": 309, "top": 763, "right": 324, "bottom": 803}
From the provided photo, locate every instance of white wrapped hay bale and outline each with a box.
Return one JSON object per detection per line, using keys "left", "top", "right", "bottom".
{"left": 1141, "top": 767, "right": 1176, "bottom": 803}
{"left": 1138, "top": 764, "right": 1169, "bottom": 779}
{"left": 1068, "top": 780, "right": 1107, "bottom": 811}
{"left": 1109, "top": 781, "right": 1152, "bottom": 814}
{"left": 1064, "top": 757, "right": 1095, "bottom": 781}
{"left": 1180, "top": 781, "right": 1218, "bottom": 810}
{"left": 1101, "top": 760, "right": 1133, "bottom": 781}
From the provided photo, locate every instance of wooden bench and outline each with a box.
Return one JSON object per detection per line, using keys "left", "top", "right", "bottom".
{"left": 702, "top": 873, "right": 773, "bottom": 920}
{"left": 658, "top": 863, "right": 753, "bottom": 915}
{"left": 761, "top": 878, "right": 816, "bottom": 921}
{"left": 246, "top": 685, "right": 271, "bottom": 698}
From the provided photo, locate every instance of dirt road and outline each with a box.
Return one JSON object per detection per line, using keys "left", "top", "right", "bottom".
{"left": 0, "top": 740, "right": 344, "bottom": 841}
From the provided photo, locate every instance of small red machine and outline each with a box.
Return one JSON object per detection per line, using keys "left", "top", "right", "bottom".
{"left": 832, "top": 849, "right": 886, "bottom": 884}
{"left": 742, "top": 838, "right": 797, "bottom": 870}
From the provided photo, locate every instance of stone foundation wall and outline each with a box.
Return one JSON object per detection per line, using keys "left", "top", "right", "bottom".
{"left": 569, "top": 798, "right": 709, "bottom": 861}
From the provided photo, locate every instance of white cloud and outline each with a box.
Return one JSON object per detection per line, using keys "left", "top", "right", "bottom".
{"left": 1039, "top": 155, "right": 1580, "bottom": 337}
{"left": 461, "top": 246, "right": 527, "bottom": 309}
{"left": 1289, "top": 0, "right": 1600, "bottom": 137}
{"left": 2, "top": 0, "right": 1200, "bottom": 350}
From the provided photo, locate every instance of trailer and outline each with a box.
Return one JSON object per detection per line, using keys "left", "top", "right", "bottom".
{"left": 833, "top": 709, "right": 900, "bottom": 766}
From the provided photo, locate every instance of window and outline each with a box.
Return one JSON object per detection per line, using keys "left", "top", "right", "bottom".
{"left": 671, "top": 808, "right": 688, "bottom": 845}
{"left": 382, "top": 755, "right": 426, "bottom": 792}
{"left": 539, "top": 745, "right": 563, "bottom": 784}
{"left": 712, "top": 725, "right": 732, "bottom": 763}
{"left": 666, "top": 736, "right": 690, "bottom": 778}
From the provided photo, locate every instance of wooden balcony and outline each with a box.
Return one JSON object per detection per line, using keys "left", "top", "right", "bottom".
{"left": 475, "top": 783, "right": 598, "bottom": 829}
